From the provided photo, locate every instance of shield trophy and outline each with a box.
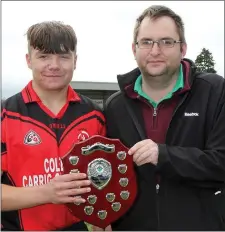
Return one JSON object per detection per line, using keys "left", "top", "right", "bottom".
{"left": 61, "top": 135, "right": 137, "bottom": 228}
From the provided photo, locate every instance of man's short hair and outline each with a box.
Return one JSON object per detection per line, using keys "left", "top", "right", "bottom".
{"left": 26, "top": 21, "right": 77, "bottom": 54}
{"left": 133, "top": 5, "right": 186, "bottom": 44}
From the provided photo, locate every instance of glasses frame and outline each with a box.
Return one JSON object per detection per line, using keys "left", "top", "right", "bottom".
{"left": 136, "top": 39, "right": 182, "bottom": 49}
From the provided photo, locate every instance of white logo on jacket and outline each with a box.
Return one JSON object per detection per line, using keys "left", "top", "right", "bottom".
{"left": 24, "top": 130, "right": 41, "bottom": 145}
{"left": 184, "top": 112, "right": 199, "bottom": 117}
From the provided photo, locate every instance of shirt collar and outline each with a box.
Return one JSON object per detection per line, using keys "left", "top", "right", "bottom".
{"left": 134, "top": 64, "right": 184, "bottom": 101}
{"left": 21, "top": 81, "right": 81, "bottom": 103}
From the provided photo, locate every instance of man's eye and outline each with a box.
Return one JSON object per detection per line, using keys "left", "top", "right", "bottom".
{"left": 163, "top": 40, "right": 173, "bottom": 45}
{"left": 39, "top": 55, "right": 47, "bottom": 59}
{"left": 142, "top": 40, "right": 152, "bottom": 45}
{"left": 61, "top": 55, "right": 69, "bottom": 59}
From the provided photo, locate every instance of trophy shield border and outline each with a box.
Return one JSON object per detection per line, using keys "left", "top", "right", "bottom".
{"left": 61, "top": 135, "right": 137, "bottom": 228}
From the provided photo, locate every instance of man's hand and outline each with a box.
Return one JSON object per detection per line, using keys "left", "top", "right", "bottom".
{"left": 128, "top": 139, "right": 159, "bottom": 166}
{"left": 45, "top": 173, "right": 91, "bottom": 205}
{"left": 1, "top": 172, "right": 91, "bottom": 211}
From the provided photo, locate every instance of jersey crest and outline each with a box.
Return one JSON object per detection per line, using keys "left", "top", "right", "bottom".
{"left": 24, "top": 130, "right": 41, "bottom": 145}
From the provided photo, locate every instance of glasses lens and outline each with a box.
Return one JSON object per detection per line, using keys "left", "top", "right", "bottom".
{"left": 161, "top": 39, "right": 174, "bottom": 47}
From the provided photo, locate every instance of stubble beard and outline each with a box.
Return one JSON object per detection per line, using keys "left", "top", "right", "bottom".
{"left": 141, "top": 65, "right": 179, "bottom": 87}
{"left": 142, "top": 65, "right": 169, "bottom": 79}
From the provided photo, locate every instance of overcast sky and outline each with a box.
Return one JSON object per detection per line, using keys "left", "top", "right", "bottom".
{"left": 2, "top": 1, "right": 224, "bottom": 98}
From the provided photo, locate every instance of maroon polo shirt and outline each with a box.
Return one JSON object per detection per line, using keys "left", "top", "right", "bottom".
{"left": 125, "top": 60, "right": 191, "bottom": 144}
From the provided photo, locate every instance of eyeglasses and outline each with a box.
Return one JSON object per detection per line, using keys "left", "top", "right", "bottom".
{"left": 136, "top": 39, "right": 182, "bottom": 49}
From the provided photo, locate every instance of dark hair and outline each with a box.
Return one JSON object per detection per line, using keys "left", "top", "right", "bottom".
{"left": 134, "top": 5, "right": 186, "bottom": 44}
{"left": 26, "top": 21, "right": 77, "bottom": 54}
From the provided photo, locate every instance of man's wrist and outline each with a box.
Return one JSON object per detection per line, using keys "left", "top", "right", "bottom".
{"left": 32, "top": 184, "right": 50, "bottom": 205}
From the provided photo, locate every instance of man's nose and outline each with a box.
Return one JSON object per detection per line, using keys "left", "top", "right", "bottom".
{"left": 48, "top": 57, "right": 60, "bottom": 70}
{"left": 150, "top": 42, "right": 161, "bottom": 56}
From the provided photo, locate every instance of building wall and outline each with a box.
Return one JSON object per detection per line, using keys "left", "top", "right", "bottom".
{"left": 74, "top": 89, "right": 118, "bottom": 108}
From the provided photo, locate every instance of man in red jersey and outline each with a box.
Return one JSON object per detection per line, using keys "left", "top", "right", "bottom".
{"left": 1, "top": 21, "right": 106, "bottom": 231}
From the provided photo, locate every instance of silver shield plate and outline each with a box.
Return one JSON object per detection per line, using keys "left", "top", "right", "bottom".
{"left": 87, "top": 158, "right": 112, "bottom": 190}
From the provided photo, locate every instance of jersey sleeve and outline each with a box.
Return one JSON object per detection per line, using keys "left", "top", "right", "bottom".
{"left": 99, "top": 122, "right": 106, "bottom": 137}
{"left": 98, "top": 111, "right": 106, "bottom": 137}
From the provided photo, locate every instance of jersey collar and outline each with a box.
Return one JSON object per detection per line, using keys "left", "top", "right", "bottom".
{"left": 21, "top": 81, "right": 81, "bottom": 103}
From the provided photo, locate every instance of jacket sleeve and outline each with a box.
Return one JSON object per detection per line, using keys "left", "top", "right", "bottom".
{"left": 157, "top": 100, "right": 225, "bottom": 184}
{"left": 103, "top": 98, "right": 120, "bottom": 139}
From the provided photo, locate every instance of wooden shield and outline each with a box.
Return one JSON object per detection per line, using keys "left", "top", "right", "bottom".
{"left": 61, "top": 135, "right": 137, "bottom": 228}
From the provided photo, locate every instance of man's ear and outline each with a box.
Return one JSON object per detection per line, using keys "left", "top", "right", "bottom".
{"left": 132, "top": 43, "right": 137, "bottom": 60}
{"left": 181, "top": 43, "right": 187, "bottom": 59}
{"left": 26, "top": 53, "right": 32, "bottom": 70}
{"left": 74, "top": 54, "right": 77, "bottom": 70}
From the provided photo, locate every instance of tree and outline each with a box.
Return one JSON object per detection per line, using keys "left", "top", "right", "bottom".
{"left": 194, "top": 48, "right": 217, "bottom": 73}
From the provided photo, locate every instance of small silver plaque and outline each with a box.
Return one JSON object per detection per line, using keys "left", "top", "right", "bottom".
{"left": 98, "top": 210, "right": 107, "bottom": 220}
{"left": 117, "top": 151, "right": 126, "bottom": 160}
{"left": 84, "top": 206, "right": 94, "bottom": 215}
{"left": 120, "top": 190, "right": 130, "bottom": 200}
{"left": 119, "top": 178, "right": 129, "bottom": 187}
{"left": 106, "top": 193, "right": 115, "bottom": 202}
{"left": 87, "top": 195, "right": 97, "bottom": 204}
{"left": 112, "top": 202, "right": 121, "bottom": 212}
{"left": 118, "top": 164, "right": 127, "bottom": 174}
{"left": 69, "top": 156, "right": 79, "bottom": 165}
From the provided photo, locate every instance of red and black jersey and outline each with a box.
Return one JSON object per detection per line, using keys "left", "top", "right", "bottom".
{"left": 1, "top": 81, "right": 106, "bottom": 231}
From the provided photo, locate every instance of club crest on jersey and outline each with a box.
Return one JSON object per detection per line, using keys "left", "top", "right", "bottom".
{"left": 24, "top": 130, "right": 41, "bottom": 145}
{"left": 78, "top": 130, "right": 89, "bottom": 142}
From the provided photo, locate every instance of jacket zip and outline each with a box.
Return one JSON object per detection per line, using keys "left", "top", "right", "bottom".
{"left": 155, "top": 94, "right": 188, "bottom": 229}
{"left": 155, "top": 94, "right": 189, "bottom": 229}
{"left": 153, "top": 107, "right": 157, "bottom": 129}
{"left": 152, "top": 105, "right": 160, "bottom": 227}
{"left": 144, "top": 101, "right": 161, "bottom": 227}
{"left": 138, "top": 95, "right": 159, "bottom": 129}
{"left": 153, "top": 107, "right": 157, "bottom": 117}
{"left": 156, "top": 183, "right": 160, "bottom": 227}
